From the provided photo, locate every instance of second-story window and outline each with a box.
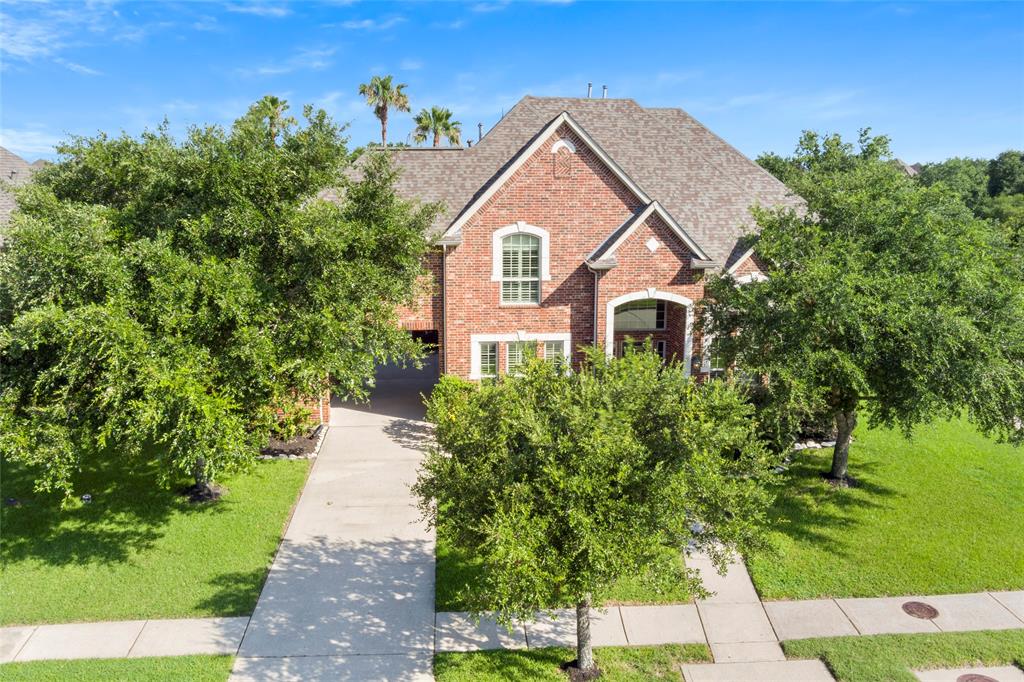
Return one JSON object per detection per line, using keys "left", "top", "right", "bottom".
{"left": 501, "top": 233, "right": 540, "bottom": 304}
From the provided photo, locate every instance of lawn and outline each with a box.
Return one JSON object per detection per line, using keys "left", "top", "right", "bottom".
{"left": 434, "top": 644, "right": 711, "bottom": 681}
{"left": 435, "top": 530, "right": 690, "bottom": 611}
{"left": 0, "top": 655, "right": 233, "bottom": 681}
{"left": 0, "top": 454, "right": 309, "bottom": 625}
{"left": 748, "top": 418, "right": 1024, "bottom": 600}
{"left": 783, "top": 630, "right": 1024, "bottom": 681}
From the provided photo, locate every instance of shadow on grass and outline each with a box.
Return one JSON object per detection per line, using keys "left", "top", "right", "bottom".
{"left": 0, "top": 451, "right": 228, "bottom": 567}
{"left": 764, "top": 449, "right": 899, "bottom": 558}
{"left": 194, "top": 568, "right": 271, "bottom": 616}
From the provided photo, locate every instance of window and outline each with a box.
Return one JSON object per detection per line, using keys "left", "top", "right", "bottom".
{"left": 501, "top": 233, "right": 540, "bottom": 304}
{"left": 507, "top": 341, "right": 536, "bottom": 374}
{"left": 614, "top": 300, "right": 666, "bottom": 331}
{"left": 543, "top": 340, "right": 564, "bottom": 363}
{"left": 704, "top": 337, "right": 727, "bottom": 377}
{"left": 616, "top": 338, "right": 646, "bottom": 358}
{"left": 654, "top": 340, "right": 667, "bottom": 359}
{"left": 479, "top": 342, "right": 497, "bottom": 378}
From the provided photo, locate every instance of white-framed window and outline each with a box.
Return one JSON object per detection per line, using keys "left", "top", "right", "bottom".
{"left": 654, "top": 340, "right": 667, "bottom": 359}
{"left": 506, "top": 341, "right": 536, "bottom": 374}
{"left": 701, "top": 336, "right": 727, "bottom": 375}
{"left": 614, "top": 300, "right": 666, "bottom": 332}
{"left": 479, "top": 341, "right": 497, "bottom": 378}
{"left": 501, "top": 233, "right": 540, "bottom": 304}
{"left": 470, "top": 333, "right": 571, "bottom": 380}
{"left": 615, "top": 338, "right": 646, "bottom": 358}
{"left": 491, "top": 223, "right": 551, "bottom": 305}
{"left": 543, "top": 340, "right": 564, "bottom": 363}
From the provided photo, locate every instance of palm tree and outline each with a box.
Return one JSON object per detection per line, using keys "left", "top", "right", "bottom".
{"left": 358, "top": 75, "right": 410, "bottom": 146}
{"left": 264, "top": 95, "right": 291, "bottom": 146}
{"left": 412, "top": 106, "right": 462, "bottom": 147}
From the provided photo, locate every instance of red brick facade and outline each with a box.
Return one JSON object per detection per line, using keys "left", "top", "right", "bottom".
{"left": 400, "top": 123, "right": 711, "bottom": 380}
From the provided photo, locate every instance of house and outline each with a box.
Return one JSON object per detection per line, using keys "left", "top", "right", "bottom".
{"left": 1, "top": 147, "right": 44, "bottom": 244}
{"left": 375, "top": 96, "right": 798, "bottom": 381}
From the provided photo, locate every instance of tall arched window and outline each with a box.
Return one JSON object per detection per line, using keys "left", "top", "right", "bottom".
{"left": 501, "top": 233, "right": 540, "bottom": 303}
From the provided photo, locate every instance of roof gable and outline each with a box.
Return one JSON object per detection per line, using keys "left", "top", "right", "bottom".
{"left": 443, "top": 111, "right": 654, "bottom": 239}
{"left": 587, "top": 201, "right": 713, "bottom": 267}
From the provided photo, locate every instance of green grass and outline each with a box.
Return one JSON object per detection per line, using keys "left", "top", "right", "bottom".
{"left": 0, "top": 655, "right": 233, "bottom": 681}
{"left": 434, "top": 644, "right": 712, "bottom": 681}
{"left": 435, "top": 532, "right": 690, "bottom": 611}
{"left": 748, "top": 418, "right": 1024, "bottom": 599}
{"left": 1, "top": 455, "right": 309, "bottom": 625}
{"left": 783, "top": 630, "right": 1024, "bottom": 681}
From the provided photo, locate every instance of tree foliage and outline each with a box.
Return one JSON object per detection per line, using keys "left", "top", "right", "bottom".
{"left": 414, "top": 349, "right": 777, "bottom": 676}
{"left": 412, "top": 106, "right": 462, "bottom": 147}
{"left": 0, "top": 96, "right": 438, "bottom": 501}
{"left": 717, "top": 130, "right": 1024, "bottom": 481}
{"left": 358, "top": 75, "right": 410, "bottom": 146}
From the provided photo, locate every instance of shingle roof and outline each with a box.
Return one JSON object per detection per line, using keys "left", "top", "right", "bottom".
{"left": 1, "top": 147, "right": 38, "bottom": 239}
{"left": 369, "top": 96, "right": 801, "bottom": 268}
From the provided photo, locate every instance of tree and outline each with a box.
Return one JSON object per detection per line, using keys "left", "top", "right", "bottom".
{"left": 358, "top": 75, "right": 410, "bottom": 146}
{"left": 260, "top": 95, "right": 296, "bottom": 145}
{"left": 711, "top": 130, "right": 1024, "bottom": 483}
{"left": 412, "top": 106, "right": 462, "bottom": 147}
{"left": 413, "top": 350, "right": 778, "bottom": 678}
{"left": 916, "top": 156, "right": 990, "bottom": 211}
{"left": 0, "top": 96, "right": 439, "bottom": 502}
{"left": 988, "top": 150, "right": 1024, "bottom": 197}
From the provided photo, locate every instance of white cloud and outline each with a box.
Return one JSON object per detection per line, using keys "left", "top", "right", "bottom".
{"left": 239, "top": 47, "right": 337, "bottom": 77}
{"left": 690, "top": 89, "right": 864, "bottom": 121}
{"left": 54, "top": 58, "right": 102, "bottom": 76}
{"left": 0, "top": 128, "right": 63, "bottom": 158}
{"left": 337, "top": 16, "right": 405, "bottom": 30}
{"left": 470, "top": 1, "right": 510, "bottom": 13}
{"left": 432, "top": 19, "right": 467, "bottom": 30}
{"left": 400, "top": 58, "right": 423, "bottom": 71}
{"left": 224, "top": 3, "right": 292, "bottom": 18}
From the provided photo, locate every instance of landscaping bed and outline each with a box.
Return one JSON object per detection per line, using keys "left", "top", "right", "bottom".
{"left": 782, "top": 630, "right": 1024, "bottom": 682}
{"left": 748, "top": 418, "right": 1024, "bottom": 600}
{"left": 0, "top": 454, "right": 310, "bottom": 625}
{"left": 0, "top": 655, "right": 233, "bottom": 681}
{"left": 434, "top": 644, "right": 711, "bottom": 681}
{"left": 259, "top": 423, "right": 325, "bottom": 460}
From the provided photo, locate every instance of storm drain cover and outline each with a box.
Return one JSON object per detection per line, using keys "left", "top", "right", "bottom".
{"left": 902, "top": 600, "right": 939, "bottom": 619}
{"left": 956, "top": 675, "right": 998, "bottom": 682}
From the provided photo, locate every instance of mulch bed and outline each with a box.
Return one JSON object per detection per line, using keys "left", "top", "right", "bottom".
{"left": 260, "top": 424, "right": 324, "bottom": 458}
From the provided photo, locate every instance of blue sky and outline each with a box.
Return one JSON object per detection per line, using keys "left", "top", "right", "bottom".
{"left": 2, "top": 1, "right": 1022, "bottom": 163}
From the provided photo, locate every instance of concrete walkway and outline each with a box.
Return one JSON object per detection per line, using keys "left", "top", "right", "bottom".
{"left": 230, "top": 358, "right": 438, "bottom": 681}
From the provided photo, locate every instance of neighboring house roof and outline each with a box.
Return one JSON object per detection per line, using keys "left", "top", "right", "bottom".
{"left": 1, "top": 147, "right": 42, "bottom": 246}
{"left": 375, "top": 96, "right": 801, "bottom": 269}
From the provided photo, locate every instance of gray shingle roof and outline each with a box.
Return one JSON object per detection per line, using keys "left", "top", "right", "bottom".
{"left": 1, "top": 147, "right": 39, "bottom": 245}
{"left": 366, "top": 96, "right": 801, "bottom": 268}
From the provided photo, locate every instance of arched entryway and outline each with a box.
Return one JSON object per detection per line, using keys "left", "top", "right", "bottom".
{"left": 605, "top": 289, "right": 694, "bottom": 376}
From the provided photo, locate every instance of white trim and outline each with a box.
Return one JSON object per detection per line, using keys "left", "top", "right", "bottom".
{"left": 550, "top": 139, "right": 576, "bottom": 154}
{"left": 491, "top": 222, "right": 551, "bottom": 282}
{"left": 443, "top": 111, "right": 652, "bottom": 238}
{"left": 587, "top": 201, "right": 712, "bottom": 264}
{"left": 469, "top": 332, "right": 572, "bottom": 379}
{"left": 735, "top": 272, "right": 768, "bottom": 284}
{"left": 605, "top": 290, "right": 694, "bottom": 377}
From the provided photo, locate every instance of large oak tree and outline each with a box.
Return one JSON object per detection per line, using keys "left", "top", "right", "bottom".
{"left": 705, "top": 131, "right": 1024, "bottom": 483}
{"left": 0, "top": 96, "right": 438, "bottom": 501}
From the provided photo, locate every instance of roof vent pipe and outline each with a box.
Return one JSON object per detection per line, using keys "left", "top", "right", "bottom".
{"left": 587, "top": 82, "right": 593, "bottom": 98}
{"left": 602, "top": 85, "right": 608, "bottom": 99}
{"left": 477, "top": 122, "right": 483, "bottom": 142}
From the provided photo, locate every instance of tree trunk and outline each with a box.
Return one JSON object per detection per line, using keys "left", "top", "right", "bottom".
{"left": 193, "top": 457, "right": 208, "bottom": 488}
{"left": 576, "top": 594, "right": 597, "bottom": 675}
{"left": 829, "top": 410, "right": 857, "bottom": 481}
{"left": 381, "top": 110, "right": 388, "bottom": 146}
{"left": 433, "top": 130, "right": 440, "bottom": 147}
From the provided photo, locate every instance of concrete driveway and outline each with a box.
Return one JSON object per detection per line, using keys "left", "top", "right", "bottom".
{"left": 232, "top": 355, "right": 438, "bottom": 681}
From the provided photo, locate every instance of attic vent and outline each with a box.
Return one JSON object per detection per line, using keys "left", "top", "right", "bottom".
{"left": 550, "top": 139, "right": 576, "bottom": 154}
{"left": 552, "top": 138, "right": 575, "bottom": 178}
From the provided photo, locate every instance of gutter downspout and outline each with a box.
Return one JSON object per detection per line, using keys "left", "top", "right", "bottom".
{"left": 588, "top": 265, "right": 601, "bottom": 348}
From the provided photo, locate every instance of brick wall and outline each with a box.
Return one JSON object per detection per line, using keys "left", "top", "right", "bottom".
{"left": 731, "top": 251, "right": 766, "bottom": 278}
{"left": 396, "top": 249, "right": 443, "bottom": 331}
{"left": 415, "top": 122, "right": 711, "bottom": 378}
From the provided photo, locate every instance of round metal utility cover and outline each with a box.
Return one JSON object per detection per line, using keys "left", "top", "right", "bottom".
{"left": 902, "top": 601, "right": 939, "bottom": 619}
{"left": 956, "top": 675, "right": 998, "bottom": 682}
